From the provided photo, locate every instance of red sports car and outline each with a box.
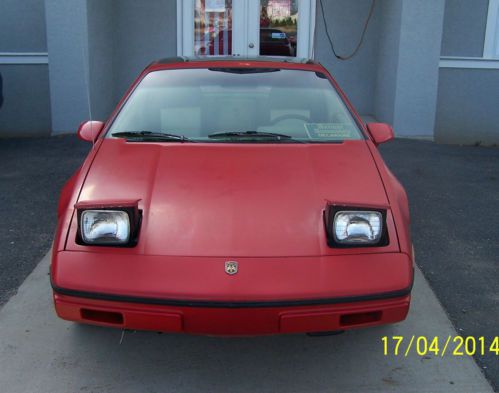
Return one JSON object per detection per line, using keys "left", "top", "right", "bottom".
{"left": 51, "top": 57, "right": 413, "bottom": 335}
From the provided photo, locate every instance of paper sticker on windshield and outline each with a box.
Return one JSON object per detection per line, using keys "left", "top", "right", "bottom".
{"left": 305, "top": 123, "right": 355, "bottom": 139}
{"left": 272, "top": 32, "right": 286, "bottom": 39}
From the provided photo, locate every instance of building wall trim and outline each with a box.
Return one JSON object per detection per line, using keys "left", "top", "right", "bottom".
{"left": 0, "top": 52, "right": 49, "bottom": 65}
{"left": 439, "top": 56, "right": 499, "bottom": 69}
{"left": 484, "top": 0, "right": 499, "bottom": 58}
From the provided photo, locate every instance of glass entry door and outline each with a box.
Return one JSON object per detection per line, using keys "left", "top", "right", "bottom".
{"left": 178, "top": 0, "right": 315, "bottom": 58}
{"left": 194, "top": 0, "right": 233, "bottom": 56}
{"left": 259, "top": 0, "right": 299, "bottom": 57}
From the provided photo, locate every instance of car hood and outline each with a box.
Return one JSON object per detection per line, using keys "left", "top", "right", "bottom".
{"left": 77, "top": 139, "right": 388, "bottom": 257}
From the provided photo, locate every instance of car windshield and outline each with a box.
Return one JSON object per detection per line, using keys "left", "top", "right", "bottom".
{"left": 107, "top": 68, "right": 363, "bottom": 143}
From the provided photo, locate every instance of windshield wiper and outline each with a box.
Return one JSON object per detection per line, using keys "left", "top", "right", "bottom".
{"left": 111, "top": 131, "right": 193, "bottom": 142}
{"left": 208, "top": 130, "right": 303, "bottom": 142}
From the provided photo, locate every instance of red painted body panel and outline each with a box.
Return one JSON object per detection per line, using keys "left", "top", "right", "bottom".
{"left": 51, "top": 58, "right": 413, "bottom": 335}
{"left": 54, "top": 293, "right": 410, "bottom": 335}
{"left": 67, "top": 140, "right": 396, "bottom": 257}
{"left": 52, "top": 251, "right": 412, "bottom": 301}
{"left": 365, "top": 140, "right": 413, "bottom": 258}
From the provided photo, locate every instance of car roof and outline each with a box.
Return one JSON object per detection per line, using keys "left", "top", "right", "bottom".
{"left": 148, "top": 56, "right": 323, "bottom": 72}
{"left": 154, "top": 56, "right": 317, "bottom": 65}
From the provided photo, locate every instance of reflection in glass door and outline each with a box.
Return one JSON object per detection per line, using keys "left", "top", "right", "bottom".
{"left": 260, "top": 0, "right": 298, "bottom": 57}
{"left": 194, "top": 0, "right": 233, "bottom": 55}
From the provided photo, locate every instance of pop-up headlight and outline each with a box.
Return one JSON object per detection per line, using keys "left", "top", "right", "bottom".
{"left": 81, "top": 210, "right": 130, "bottom": 245}
{"left": 76, "top": 200, "right": 141, "bottom": 247}
{"left": 325, "top": 205, "right": 388, "bottom": 247}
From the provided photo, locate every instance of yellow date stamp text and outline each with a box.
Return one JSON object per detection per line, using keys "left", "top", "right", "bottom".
{"left": 382, "top": 336, "right": 499, "bottom": 357}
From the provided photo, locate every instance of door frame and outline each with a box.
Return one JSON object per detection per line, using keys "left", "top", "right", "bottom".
{"left": 177, "top": 0, "right": 316, "bottom": 58}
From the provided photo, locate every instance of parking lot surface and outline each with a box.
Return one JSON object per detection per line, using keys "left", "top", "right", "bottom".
{"left": 0, "top": 136, "right": 497, "bottom": 392}
{"left": 0, "top": 135, "right": 89, "bottom": 305}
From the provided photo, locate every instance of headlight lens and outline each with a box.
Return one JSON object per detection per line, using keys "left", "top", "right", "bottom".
{"left": 80, "top": 210, "right": 130, "bottom": 245}
{"left": 333, "top": 211, "right": 382, "bottom": 244}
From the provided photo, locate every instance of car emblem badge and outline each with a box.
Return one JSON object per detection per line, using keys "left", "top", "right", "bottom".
{"left": 225, "top": 261, "right": 238, "bottom": 275}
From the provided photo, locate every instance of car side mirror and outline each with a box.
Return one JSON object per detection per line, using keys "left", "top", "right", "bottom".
{"left": 366, "top": 123, "right": 394, "bottom": 145}
{"left": 77, "top": 121, "right": 105, "bottom": 143}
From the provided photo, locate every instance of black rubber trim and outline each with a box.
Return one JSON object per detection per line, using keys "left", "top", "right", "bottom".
{"left": 51, "top": 276, "right": 413, "bottom": 309}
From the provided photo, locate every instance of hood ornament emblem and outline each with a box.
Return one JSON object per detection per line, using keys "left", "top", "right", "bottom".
{"left": 225, "top": 261, "right": 238, "bottom": 275}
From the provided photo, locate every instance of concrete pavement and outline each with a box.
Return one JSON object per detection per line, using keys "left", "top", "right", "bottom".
{"left": 0, "top": 251, "right": 493, "bottom": 393}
